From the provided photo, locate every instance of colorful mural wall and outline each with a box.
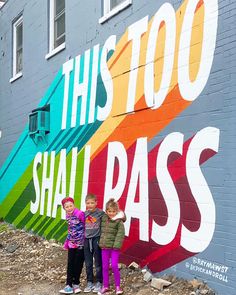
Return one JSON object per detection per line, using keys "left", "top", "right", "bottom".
{"left": 1, "top": 0, "right": 234, "bottom": 294}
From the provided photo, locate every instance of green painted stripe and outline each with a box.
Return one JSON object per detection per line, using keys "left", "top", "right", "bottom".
{"left": 58, "top": 232, "right": 67, "bottom": 243}
{"left": 32, "top": 215, "right": 49, "bottom": 232}
{"left": 28, "top": 215, "right": 42, "bottom": 231}
{"left": 53, "top": 223, "right": 67, "bottom": 240}
{"left": 12, "top": 204, "right": 31, "bottom": 227}
{"left": 38, "top": 218, "right": 56, "bottom": 236}
{"left": 0, "top": 163, "right": 34, "bottom": 218}
{"left": 17, "top": 212, "right": 34, "bottom": 229}
{"left": 46, "top": 219, "right": 65, "bottom": 240}
{"left": 49, "top": 221, "right": 67, "bottom": 240}
{"left": 4, "top": 180, "right": 35, "bottom": 223}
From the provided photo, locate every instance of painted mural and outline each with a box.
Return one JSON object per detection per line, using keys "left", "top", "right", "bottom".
{"left": 0, "top": 0, "right": 222, "bottom": 287}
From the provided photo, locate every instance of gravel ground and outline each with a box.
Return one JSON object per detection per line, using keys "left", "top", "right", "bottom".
{"left": 0, "top": 222, "right": 215, "bottom": 295}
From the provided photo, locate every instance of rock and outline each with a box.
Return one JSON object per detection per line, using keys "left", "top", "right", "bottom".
{"left": 143, "top": 270, "right": 153, "bottom": 282}
{"left": 200, "top": 289, "right": 209, "bottom": 295}
{"left": 0, "top": 221, "right": 215, "bottom": 295}
{"left": 136, "top": 288, "right": 152, "bottom": 295}
{"left": 163, "top": 274, "right": 177, "bottom": 283}
{"left": 151, "top": 278, "right": 171, "bottom": 290}
{"left": 190, "top": 278, "right": 203, "bottom": 289}
{"left": 51, "top": 242, "right": 61, "bottom": 248}
{"left": 49, "top": 239, "right": 56, "bottom": 243}
{"left": 141, "top": 268, "right": 147, "bottom": 273}
{"left": 131, "top": 282, "right": 145, "bottom": 289}
{"left": 5, "top": 243, "right": 19, "bottom": 253}
{"left": 128, "top": 261, "right": 139, "bottom": 270}
{"left": 60, "top": 275, "right": 66, "bottom": 283}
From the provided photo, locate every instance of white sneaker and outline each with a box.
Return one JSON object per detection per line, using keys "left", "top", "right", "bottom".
{"left": 73, "top": 284, "right": 82, "bottom": 294}
{"left": 84, "top": 282, "right": 95, "bottom": 293}
{"left": 59, "top": 285, "right": 74, "bottom": 294}
{"left": 93, "top": 282, "right": 102, "bottom": 293}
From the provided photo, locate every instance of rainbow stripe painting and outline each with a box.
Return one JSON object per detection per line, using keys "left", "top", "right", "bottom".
{"left": 0, "top": 0, "right": 220, "bottom": 274}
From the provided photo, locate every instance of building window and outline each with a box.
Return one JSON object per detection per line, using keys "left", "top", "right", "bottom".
{"left": 11, "top": 15, "right": 23, "bottom": 81}
{"left": 99, "top": 0, "right": 132, "bottom": 23}
{"left": 46, "top": 0, "right": 65, "bottom": 59}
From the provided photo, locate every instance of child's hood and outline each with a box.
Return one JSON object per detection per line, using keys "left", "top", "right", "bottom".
{"left": 111, "top": 210, "right": 126, "bottom": 222}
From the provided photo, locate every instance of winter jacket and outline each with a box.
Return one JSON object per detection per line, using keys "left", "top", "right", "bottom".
{"left": 99, "top": 211, "right": 125, "bottom": 249}
{"left": 64, "top": 208, "right": 85, "bottom": 249}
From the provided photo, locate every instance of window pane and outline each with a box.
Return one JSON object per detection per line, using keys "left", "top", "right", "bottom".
{"left": 55, "top": 0, "right": 65, "bottom": 16}
{"left": 55, "top": 34, "right": 65, "bottom": 48}
{"left": 110, "top": 0, "right": 124, "bottom": 10}
{"left": 53, "top": 0, "right": 65, "bottom": 49}
{"left": 16, "top": 23, "right": 23, "bottom": 50}
{"left": 16, "top": 48, "right": 22, "bottom": 73}
{"left": 55, "top": 13, "right": 65, "bottom": 38}
{"left": 54, "top": 13, "right": 65, "bottom": 47}
{"left": 15, "top": 22, "right": 23, "bottom": 74}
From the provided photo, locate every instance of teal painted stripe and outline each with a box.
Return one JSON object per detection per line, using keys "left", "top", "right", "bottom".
{"left": 0, "top": 69, "right": 63, "bottom": 204}
{"left": 73, "top": 121, "right": 102, "bottom": 151}
{"left": 3, "top": 180, "right": 35, "bottom": 223}
{"left": 47, "top": 129, "right": 65, "bottom": 151}
{"left": 53, "top": 125, "right": 84, "bottom": 152}
{"left": 0, "top": 131, "right": 28, "bottom": 181}
{"left": 49, "top": 47, "right": 104, "bottom": 153}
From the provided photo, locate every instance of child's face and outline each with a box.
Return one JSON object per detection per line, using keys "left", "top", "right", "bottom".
{"left": 63, "top": 201, "right": 75, "bottom": 215}
{"left": 106, "top": 208, "right": 117, "bottom": 219}
{"left": 86, "top": 198, "right": 97, "bottom": 212}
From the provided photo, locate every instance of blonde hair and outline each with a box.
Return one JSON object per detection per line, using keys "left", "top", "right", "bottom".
{"left": 105, "top": 198, "right": 119, "bottom": 212}
{"left": 85, "top": 193, "right": 97, "bottom": 202}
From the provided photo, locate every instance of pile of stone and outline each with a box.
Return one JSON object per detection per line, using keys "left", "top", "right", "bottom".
{"left": 0, "top": 222, "right": 215, "bottom": 295}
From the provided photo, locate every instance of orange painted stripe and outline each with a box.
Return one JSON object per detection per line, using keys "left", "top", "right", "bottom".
{"left": 109, "top": 40, "right": 131, "bottom": 70}
{"left": 89, "top": 0, "right": 205, "bottom": 160}
{"left": 91, "top": 85, "right": 190, "bottom": 160}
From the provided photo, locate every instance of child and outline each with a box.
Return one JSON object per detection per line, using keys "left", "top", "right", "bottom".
{"left": 98, "top": 198, "right": 125, "bottom": 295}
{"left": 84, "top": 193, "right": 104, "bottom": 293}
{"left": 59, "top": 197, "right": 85, "bottom": 294}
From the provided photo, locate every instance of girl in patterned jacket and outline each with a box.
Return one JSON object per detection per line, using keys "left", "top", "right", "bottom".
{"left": 59, "top": 197, "right": 85, "bottom": 294}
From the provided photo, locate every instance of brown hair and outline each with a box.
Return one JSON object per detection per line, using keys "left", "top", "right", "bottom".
{"left": 85, "top": 193, "right": 97, "bottom": 202}
{"left": 105, "top": 198, "right": 119, "bottom": 212}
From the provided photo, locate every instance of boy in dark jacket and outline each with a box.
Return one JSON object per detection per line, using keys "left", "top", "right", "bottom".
{"left": 84, "top": 194, "right": 104, "bottom": 293}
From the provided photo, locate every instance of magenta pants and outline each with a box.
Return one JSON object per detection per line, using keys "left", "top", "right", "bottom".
{"left": 101, "top": 248, "right": 120, "bottom": 288}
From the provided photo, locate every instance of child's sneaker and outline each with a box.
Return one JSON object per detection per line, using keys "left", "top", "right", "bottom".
{"left": 84, "top": 281, "right": 94, "bottom": 293}
{"left": 73, "top": 284, "right": 82, "bottom": 293}
{"left": 59, "top": 285, "right": 74, "bottom": 294}
{"left": 93, "top": 282, "right": 102, "bottom": 293}
{"left": 116, "top": 286, "right": 123, "bottom": 295}
{"left": 97, "top": 286, "right": 109, "bottom": 295}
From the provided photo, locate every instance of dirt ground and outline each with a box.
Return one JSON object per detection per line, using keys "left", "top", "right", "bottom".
{"left": 0, "top": 222, "right": 215, "bottom": 295}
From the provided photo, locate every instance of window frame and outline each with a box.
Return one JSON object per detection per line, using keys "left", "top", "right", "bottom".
{"left": 10, "top": 15, "right": 23, "bottom": 82}
{"left": 99, "top": 0, "right": 132, "bottom": 24}
{"left": 46, "top": 0, "right": 65, "bottom": 59}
